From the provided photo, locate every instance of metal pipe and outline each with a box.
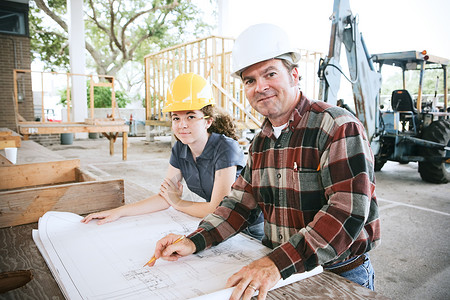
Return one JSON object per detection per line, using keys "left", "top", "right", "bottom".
{"left": 417, "top": 60, "right": 426, "bottom": 112}
{"left": 360, "top": 34, "right": 374, "bottom": 71}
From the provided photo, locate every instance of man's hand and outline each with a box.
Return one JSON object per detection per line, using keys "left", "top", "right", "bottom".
{"left": 226, "top": 256, "right": 281, "bottom": 300}
{"left": 147, "top": 234, "right": 196, "bottom": 266}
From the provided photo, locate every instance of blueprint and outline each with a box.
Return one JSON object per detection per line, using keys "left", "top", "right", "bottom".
{"left": 33, "top": 208, "right": 322, "bottom": 300}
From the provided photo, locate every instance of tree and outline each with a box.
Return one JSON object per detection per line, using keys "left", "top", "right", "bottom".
{"left": 380, "top": 67, "right": 447, "bottom": 96}
{"left": 30, "top": 0, "right": 214, "bottom": 103}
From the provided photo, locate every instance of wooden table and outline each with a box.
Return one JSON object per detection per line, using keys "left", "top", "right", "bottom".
{"left": 17, "top": 122, "right": 129, "bottom": 160}
{"left": 0, "top": 128, "right": 21, "bottom": 150}
{"left": 0, "top": 223, "right": 389, "bottom": 299}
{"left": 0, "top": 128, "right": 22, "bottom": 165}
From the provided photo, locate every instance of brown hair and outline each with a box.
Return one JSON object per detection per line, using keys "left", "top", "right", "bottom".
{"left": 201, "top": 105, "right": 239, "bottom": 140}
{"left": 281, "top": 59, "right": 302, "bottom": 82}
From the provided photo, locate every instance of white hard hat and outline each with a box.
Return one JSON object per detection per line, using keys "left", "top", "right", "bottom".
{"left": 231, "top": 23, "right": 301, "bottom": 78}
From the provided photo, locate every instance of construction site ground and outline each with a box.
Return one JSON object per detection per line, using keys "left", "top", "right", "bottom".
{"left": 11, "top": 135, "right": 450, "bottom": 300}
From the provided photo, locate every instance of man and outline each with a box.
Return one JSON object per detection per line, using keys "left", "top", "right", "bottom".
{"left": 151, "top": 23, "right": 381, "bottom": 300}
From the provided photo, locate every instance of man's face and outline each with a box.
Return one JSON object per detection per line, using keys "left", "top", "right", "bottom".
{"left": 241, "top": 59, "right": 299, "bottom": 126}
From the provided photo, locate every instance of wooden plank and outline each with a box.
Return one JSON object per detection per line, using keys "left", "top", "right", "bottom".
{"left": 84, "top": 118, "right": 125, "bottom": 125}
{"left": 0, "top": 179, "right": 124, "bottom": 228}
{"left": 0, "top": 140, "right": 18, "bottom": 149}
{"left": 0, "top": 154, "right": 13, "bottom": 166}
{"left": 0, "top": 223, "right": 65, "bottom": 299}
{"left": 122, "top": 132, "right": 127, "bottom": 160}
{"left": 266, "top": 271, "right": 389, "bottom": 299}
{"left": 15, "top": 140, "right": 65, "bottom": 164}
{"left": 0, "top": 129, "right": 11, "bottom": 136}
{"left": 0, "top": 128, "right": 21, "bottom": 149}
{"left": 16, "top": 127, "right": 128, "bottom": 161}
{"left": 145, "top": 120, "right": 172, "bottom": 127}
{"left": 18, "top": 123, "right": 129, "bottom": 135}
{"left": 75, "top": 167, "right": 100, "bottom": 182}
{"left": 0, "top": 159, "right": 80, "bottom": 190}
{"left": 92, "top": 82, "right": 112, "bottom": 87}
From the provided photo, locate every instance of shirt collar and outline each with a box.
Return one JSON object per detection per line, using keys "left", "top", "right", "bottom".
{"left": 179, "top": 132, "right": 219, "bottom": 161}
{"left": 260, "top": 92, "right": 311, "bottom": 138}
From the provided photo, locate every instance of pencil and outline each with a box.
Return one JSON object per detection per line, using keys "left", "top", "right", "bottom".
{"left": 143, "top": 235, "right": 185, "bottom": 267}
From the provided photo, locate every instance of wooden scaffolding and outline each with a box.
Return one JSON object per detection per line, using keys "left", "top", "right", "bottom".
{"left": 144, "top": 35, "right": 323, "bottom": 130}
{"left": 13, "top": 70, "right": 129, "bottom": 160}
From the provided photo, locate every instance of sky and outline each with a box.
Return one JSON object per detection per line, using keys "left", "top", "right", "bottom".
{"left": 211, "top": 0, "right": 449, "bottom": 100}
{"left": 33, "top": 0, "right": 450, "bottom": 114}
{"left": 216, "top": 0, "right": 450, "bottom": 59}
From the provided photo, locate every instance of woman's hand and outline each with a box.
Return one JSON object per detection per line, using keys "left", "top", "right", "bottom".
{"left": 159, "top": 178, "right": 183, "bottom": 208}
{"left": 80, "top": 208, "right": 122, "bottom": 225}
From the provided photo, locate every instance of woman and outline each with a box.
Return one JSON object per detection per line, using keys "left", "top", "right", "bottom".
{"left": 82, "top": 73, "right": 264, "bottom": 240}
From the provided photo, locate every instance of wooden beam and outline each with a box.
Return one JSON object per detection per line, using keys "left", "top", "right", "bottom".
{"left": 17, "top": 123, "right": 129, "bottom": 135}
{"left": 0, "top": 141, "right": 17, "bottom": 149}
{"left": 0, "top": 159, "right": 80, "bottom": 190}
{"left": 122, "top": 132, "right": 127, "bottom": 160}
{"left": 92, "top": 82, "right": 113, "bottom": 88}
{"left": 0, "top": 154, "right": 13, "bottom": 166}
{"left": 0, "top": 128, "right": 21, "bottom": 149}
{"left": 75, "top": 167, "right": 99, "bottom": 182}
{"left": 0, "top": 179, "right": 124, "bottom": 228}
{"left": 145, "top": 120, "right": 172, "bottom": 127}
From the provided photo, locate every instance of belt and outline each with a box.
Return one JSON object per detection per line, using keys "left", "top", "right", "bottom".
{"left": 326, "top": 255, "right": 366, "bottom": 275}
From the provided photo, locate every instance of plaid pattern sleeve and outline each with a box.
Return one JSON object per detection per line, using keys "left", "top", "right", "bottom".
{"left": 188, "top": 155, "right": 260, "bottom": 252}
{"left": 188, "top": 95, "right": 380, "bottom": 280}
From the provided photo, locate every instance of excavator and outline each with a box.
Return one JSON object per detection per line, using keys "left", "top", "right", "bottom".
{"left": 318, "top": 0, "right": 450, "bottom": 183}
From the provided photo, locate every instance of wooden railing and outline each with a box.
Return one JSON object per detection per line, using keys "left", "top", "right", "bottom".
{"left": 144, "top": 35, "right": 324, "bottom": 130}
{"left": 13, "top": 69, "right": 116, "bottom": 123}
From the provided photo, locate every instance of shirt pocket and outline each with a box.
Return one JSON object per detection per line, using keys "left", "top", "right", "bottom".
{"left": 292, "top": 170, "right": 321, "bottom": 192}
{"left": 292, "top": 170, "right": 324, "bottom": 211}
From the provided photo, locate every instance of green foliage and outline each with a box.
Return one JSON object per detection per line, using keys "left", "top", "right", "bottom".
{"left": 29, "top": 2, "right": 70, "bottom": 71}
{"left": 380, "top": 67, "right": 448, "bottom": 96}
{"left": 30, "top": 0, "right": 213, "bottom": 74}
{"left": 59, "top": 83, "right": 130, "bottom": 108}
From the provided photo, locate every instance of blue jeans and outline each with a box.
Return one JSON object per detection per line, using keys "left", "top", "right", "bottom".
{"left": 242, "top": 221, "right": 264, "bottom": 241}
{"left": 327, "top": 253, "right": 375, "bottom": 290}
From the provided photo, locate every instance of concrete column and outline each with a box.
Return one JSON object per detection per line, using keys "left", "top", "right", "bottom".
{"left": 217, "top": 0, "right": 230, "bottom": 36}
{"left": 68, "top": 0, "right": 88, "bottom": 138}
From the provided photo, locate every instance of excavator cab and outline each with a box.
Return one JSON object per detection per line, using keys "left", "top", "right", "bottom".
{"left": 391, "top": 89, "right": 418, "bottom": 134}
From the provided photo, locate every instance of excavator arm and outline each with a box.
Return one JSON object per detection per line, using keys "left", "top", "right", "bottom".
{"left": 318, "top": 0, "right": 382, "bottom": 145}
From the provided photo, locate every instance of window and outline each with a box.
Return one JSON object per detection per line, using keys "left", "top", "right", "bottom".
{"left": 0, "top": 2, "right": 28, "bottom": 36}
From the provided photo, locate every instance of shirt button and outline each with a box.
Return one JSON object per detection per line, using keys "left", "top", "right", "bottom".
{"left": 279, "top": 234, "right": 283, "bottom": 240}
{"left": 277, "top": 173, "right": 281, "bottom": 179}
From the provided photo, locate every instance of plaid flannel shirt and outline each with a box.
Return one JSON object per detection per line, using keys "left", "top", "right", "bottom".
{"left": 188, "top": 94, "right": 381, "bottom": 279}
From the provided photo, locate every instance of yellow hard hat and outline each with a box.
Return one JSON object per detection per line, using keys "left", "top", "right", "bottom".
{"left": 162, "top": 73, "right": 215, "bottom": 112}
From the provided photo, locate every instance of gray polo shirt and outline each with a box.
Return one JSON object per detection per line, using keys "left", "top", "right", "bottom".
{"left": 169, "top": 133, "right": 245, "bottom": 201}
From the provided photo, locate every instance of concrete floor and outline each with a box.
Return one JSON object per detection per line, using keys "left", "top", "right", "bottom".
{"left": 43, "top": 135, "right": 449, "bottom": 300}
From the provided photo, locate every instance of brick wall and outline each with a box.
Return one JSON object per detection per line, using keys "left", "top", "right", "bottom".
{"left": 0, "top": 34, "right": 33, "bottom": 131}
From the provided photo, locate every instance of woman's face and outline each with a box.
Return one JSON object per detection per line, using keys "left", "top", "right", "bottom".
{"left": 171, "top": 110, "right": 212, "bottom": 145}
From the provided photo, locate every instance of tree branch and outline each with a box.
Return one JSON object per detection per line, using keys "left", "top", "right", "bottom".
{"left": 34, "top": 0, "right": 68, "bottom": 32}
{"left": 120, "top": 1, "right": 183, "bottom": 61}
{"left": 109, "top": 0, "right": 124, "bottom": 53}
{"left": 87, "top": 0, "right": 116, "bottom": 52}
